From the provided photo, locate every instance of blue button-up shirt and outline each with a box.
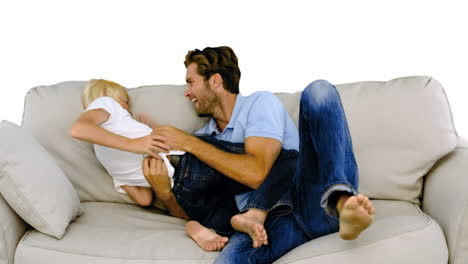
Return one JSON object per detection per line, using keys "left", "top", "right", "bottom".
{"left": 195, "top": 91, "right": 299, "bottom": 210}
{"left": 195, "top": 91, "right": 299, "bottom": 150}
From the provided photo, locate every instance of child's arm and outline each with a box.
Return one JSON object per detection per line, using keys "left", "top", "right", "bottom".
{"left": 143, "top": 157, "right": 190, "bottom": 220}
{"left": 121, "top": 185, "right": 153, "bottom": 207}
{"left": 70, "top": 109, "right": 169, "bottom": 158}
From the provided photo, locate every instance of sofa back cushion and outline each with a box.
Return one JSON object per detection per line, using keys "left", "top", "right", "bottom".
{"left": 335, "top": 76, "right": 457, "bottom": 204}
{"left": 21, "top": 76, "right": 457, "bottom": 204}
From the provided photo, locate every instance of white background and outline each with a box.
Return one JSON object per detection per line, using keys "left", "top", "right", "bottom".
{"left": 1, "top": 0, "right": 467, "bottom": 138}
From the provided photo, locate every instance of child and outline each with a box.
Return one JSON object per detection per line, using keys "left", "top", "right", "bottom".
{"left": 71, "top": 79, "right": 184, "bottom": 207}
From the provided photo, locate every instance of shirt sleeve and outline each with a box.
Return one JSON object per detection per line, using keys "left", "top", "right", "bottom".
{"left": 85, "top": 96, "right": 119, "bottom": 114}
{"left": 245, "top": 92, "right": 286, "bottom": 143}
{"left": 85, "top": 97, "right": 122, "bottom": 125}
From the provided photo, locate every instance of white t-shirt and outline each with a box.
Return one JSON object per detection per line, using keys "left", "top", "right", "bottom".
{"left": 85, "top": 96, "right": 183, "bottom": 194}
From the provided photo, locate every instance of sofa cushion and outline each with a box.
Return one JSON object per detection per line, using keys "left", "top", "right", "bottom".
{"left": 336, "top": 76, "right": 457, "bottom": 204}
{"left": 0, "top": 121, "right": 82, "bottom": 239}
{"left": 14, "top": 200, "right": 447, "bottom": 264}
{"left": 276, "top": 200, "right": 448, "bottom": 264}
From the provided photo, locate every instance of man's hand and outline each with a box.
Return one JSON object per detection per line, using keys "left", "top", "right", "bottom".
{"left": 152, "top": 125, "right": 192, "bottom": 151}
{"left": 142, "top": 157, "right": 172, "bottom": 200}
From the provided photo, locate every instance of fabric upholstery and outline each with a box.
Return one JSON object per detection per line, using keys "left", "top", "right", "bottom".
{"left": 14, "top": 200, "right": 447, "bottom": 264}
{"left": 0, "top": 194, "right": 28, "bottom": 264}
{"left": 335, "top": 76, "right": 457, "bottom": 204}
{"left": 0, "top": 121, "right": 82, "bottom": 239}
{"left": 423, "top": 137, "right": 468, "bottom": 264}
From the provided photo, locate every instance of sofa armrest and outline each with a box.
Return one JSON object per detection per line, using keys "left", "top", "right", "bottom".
{"left": 423, "top": 137, "right": 468, "bottom": 264}
{"left": 0, "top": 193, "right": 28, "bottom": 264}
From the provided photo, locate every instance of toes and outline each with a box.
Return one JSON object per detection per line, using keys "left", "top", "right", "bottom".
{"left": 363, "top": 200, "right": 374, "bottom": 214}
{"left": 257, "top": 225, "right": 264, "bottom": 233}
{"left": 363, "top": 201, "right": 371, "bottom": 210}
{"left": 355, "top": 194, "right": 364, "bottom": 202}
{"left": 357, "top": 194, "right": 368, "bottom": 203}
{"left": 362, "top": 195, "right": 369, "bottom": 203}
{"left": 253, "top": 241, "right": 259, "bottom": 248}
{"left": 361, "top": 198, "right": 369, "bottom": 205}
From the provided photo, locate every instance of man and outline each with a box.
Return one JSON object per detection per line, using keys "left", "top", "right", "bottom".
{"left": 145, "top": 46, "right": 374, "bottom": 263}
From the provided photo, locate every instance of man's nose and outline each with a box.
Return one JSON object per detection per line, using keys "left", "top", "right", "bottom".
{"left": 184, "top": 86, "right": 191, "bottom": 98}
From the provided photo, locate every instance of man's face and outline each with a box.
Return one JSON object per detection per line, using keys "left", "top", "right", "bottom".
{"left": 185, "top": 63, "right": 217, "bottom": 117}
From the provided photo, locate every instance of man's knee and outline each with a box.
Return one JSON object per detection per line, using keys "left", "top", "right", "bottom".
{"left": 301, "top": 80, "right": 338, "bottom": 109}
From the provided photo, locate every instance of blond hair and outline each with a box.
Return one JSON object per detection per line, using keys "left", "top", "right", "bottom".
{"left": 82, "top": 79, "right": 129, "bottom": 109}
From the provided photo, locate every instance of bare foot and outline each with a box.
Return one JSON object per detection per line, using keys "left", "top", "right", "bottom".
{"left": 230, "top": 209, "right": 268, "bottom": 248}
{"left": 338, "top": 194, "right": 374, "bottom": 240}
{"left": 186, "top": 221, "right": 228, "bottom": 251}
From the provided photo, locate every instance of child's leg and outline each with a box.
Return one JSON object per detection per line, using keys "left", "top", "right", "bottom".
{"left": 121, "top": 185, "right": 153, "bottom": 207}
{"left": 185, "top": 221, "right": 229, "bottom": 251}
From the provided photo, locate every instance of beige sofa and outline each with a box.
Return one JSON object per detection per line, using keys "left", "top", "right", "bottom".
{"left": 0, "top": 76, "right": 467, "bottom": 264}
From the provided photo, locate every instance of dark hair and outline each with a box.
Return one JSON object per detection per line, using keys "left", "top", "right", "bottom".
{"left": 184, "top": 46, "right": 241, "bottom": 94}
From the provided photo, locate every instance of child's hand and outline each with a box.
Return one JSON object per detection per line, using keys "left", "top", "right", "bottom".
{"left": 130, "top": 135, "right": 170, "bottom": 159}
{"left": 143, "top": 157, "right": 172, "bottom": 200}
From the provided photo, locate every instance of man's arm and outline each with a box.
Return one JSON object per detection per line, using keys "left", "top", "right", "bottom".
{"left": 152, "top": 126, "right": 281, "bottom": 189}
{"left": 142, "top": 157, "right": 190, "bottom": 220}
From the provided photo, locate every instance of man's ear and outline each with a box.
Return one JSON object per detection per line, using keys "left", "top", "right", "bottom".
{"left": 210, "top": 73, "right": 224, "bottom": 90}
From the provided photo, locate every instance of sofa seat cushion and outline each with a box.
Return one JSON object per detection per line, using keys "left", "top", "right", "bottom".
{"left": 14, "top": 200, "right": 447, "bottom": 264}
{"left": 276, "top": 200, "right": 448, "bottom": 264}
{"left": 15, "top": 202, "right": 217, "bottom": 263}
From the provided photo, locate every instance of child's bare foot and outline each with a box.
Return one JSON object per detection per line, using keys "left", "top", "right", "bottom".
{"left": 230, "top": 209, "right": 268, "bottom": 248}
{"left": 338, "top": 194, "right": 374, "bottom": 240}
{"left": 186, "top": 221, "right": 228, "bottom": 251}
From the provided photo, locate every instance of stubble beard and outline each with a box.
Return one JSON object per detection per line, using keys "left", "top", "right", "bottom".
{"left": 195, "top": 82, "right": 217, "bottom": 117}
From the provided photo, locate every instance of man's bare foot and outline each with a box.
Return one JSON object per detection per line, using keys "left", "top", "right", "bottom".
{"left": 338, "top": 194, "right": 374, "bottom": 240}
{"left": 230, "top": 209, "right": 268, "bottom": 248}
{"left": 186, "top": 221, "right": 228, "bottom": 251}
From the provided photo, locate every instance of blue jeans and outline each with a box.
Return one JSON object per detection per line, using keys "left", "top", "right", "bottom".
{"left": 215, "top": 80, "right": 359, "bottom": 263}
{"left": 172, "top": 136, "right": 298, "bottom": 235}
